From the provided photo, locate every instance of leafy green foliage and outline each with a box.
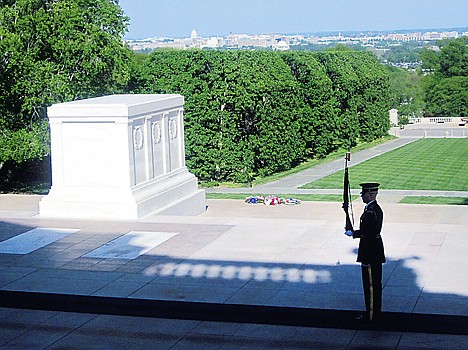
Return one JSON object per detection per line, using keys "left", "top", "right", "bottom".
{"left": 425, "top": 76, "right": 468, "bottom": 118}
{"left": 420, "top": 37, "right": 468, "bottom": 118}
{"left": 0, "top": 120, "right": 50, "bottom": 163}
{"left": 134, "top": 50, "right": 390, "bottom": 183}
{"left": 0, "top": 0, "right": 131, "bottom": 166}
{"left": 380, "top": 44, "right": 421, "bottom": 64}
{"left": 1, "top": 3, "right": 391, "bottom": 187}
{"left": 438, "top": 37, "right": 468, "bottom": 78}
{"left": 281, "top": 52, "right": 341, "bottom": 157}
{"left": 314, "top": 51, "right": 390, "bottom": 144}
{"left": 419, "top": 47, "right": 440, "bottom": 72}
{"left": 386, "top": 66, "right": 424, "bottom": 118}
{"left": 134, "top": 50, "right": 307, "bottom": 182}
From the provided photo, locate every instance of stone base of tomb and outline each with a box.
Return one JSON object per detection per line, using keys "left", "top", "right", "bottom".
{"left": 39, "top": 168, "right": 206, "bottom": 219}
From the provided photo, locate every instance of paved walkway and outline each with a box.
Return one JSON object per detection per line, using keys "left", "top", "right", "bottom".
{"left": 0, "top": 134, "right": 467, "bottom": 349}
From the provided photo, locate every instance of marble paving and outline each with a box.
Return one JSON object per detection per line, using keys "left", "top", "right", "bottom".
{"left": 83, "top": 231, "right": 179, "bottom": 259}
{"left": 0, "top": 228, "right": 80, "bottom": 254}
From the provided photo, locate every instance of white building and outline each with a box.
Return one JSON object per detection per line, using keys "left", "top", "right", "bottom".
{"left": 272, "top": 40, "right": 290, "bottom": 51}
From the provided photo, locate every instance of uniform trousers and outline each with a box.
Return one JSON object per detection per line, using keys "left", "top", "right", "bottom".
{"left": 361, "top": 263, "right": 383, "bottom": 322}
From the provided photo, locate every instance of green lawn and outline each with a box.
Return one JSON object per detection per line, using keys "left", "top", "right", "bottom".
{"left": 400, "top": 196, "right": 468, "bottom": 205}
{"left": 300, "top": 139, "right": 468, "bottom": 191}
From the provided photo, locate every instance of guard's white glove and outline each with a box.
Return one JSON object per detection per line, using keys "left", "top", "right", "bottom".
{"left": 344, "top": 230, "right": 353, "bottom": 237}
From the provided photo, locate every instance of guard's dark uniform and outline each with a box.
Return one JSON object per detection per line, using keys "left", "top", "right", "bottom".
{"left": 353, "top": 199, "right": 385, "bottom": 322}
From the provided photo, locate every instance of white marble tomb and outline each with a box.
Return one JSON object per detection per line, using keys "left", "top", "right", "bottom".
{"left": 39, "top": 94, "right": 206, "bottom": 219}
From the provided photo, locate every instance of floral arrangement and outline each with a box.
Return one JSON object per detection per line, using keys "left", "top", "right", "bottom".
{"left": 245, "top": 195, "right": 301, "bottom": 206}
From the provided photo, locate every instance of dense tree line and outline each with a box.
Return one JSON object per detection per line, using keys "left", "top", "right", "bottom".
{"left": 0, "top": 0, "right": 131, "bottom": 167}
{"left": 420, "top": 37, "right": 468, "bottom": 119}
{"left": 132, "top": 50, "right": 390, "bottom": 182}
{"left": 387, "top": 37, "right": 468, "bottom": 121}
{"left": 378, "top": 42, "right": 421, "bottom": 64}
{"left": 386, "top": 66, "right": 424, "bottom": 119}
{"left": 1, "top": 0, "right": 391, "bottom": 187}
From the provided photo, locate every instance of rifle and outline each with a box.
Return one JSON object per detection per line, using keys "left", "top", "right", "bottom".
{"left": 342, "top": 150, "right": 354, "bottom": 231}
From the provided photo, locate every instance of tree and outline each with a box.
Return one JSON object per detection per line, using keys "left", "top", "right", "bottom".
{"left": 346, "top": 51, "right": 391, "bottom": 142}
{"left": 133, "top": 49, "right": 390, "bottom": 183}
{"left": 134, "top": 50, "right": 306, "bottom": 183}
{"left": 381, "top": 43, "right": 421, "bottom": 64}
{"left": 420, "top": 37, "right": 468, "bottom": 118}
{"left": 0, "top": 0, "right": 131, "bottom": 167}
{"left": 419, "top": 47, "right": 440, "bottom": 72}
{"left": 425, "top": 76, "right": 468, "bottom": 118}
{"left": 314, "top": 51, "right": 360, "bottom": 147}
{"left": 438, "top": 37, "right": 468, "bottom": 78}
{"left": 281, "top": 51, "right": 341, "bottom": 158}
{"left": 314, "top": 50, "right": 391, "bottom": 144}
{"left": 386, "top": 66, "right": 424, "bottom": 118}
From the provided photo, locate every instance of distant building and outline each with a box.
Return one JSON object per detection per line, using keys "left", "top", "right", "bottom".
{"left": 390, "top": 109, "right": 398, "bottom": 126}
{"left": 272, "top": 40, "right": 290, "bottom": 51}
{"left": 124, "top": 28, "right": 467, "bottom": 52}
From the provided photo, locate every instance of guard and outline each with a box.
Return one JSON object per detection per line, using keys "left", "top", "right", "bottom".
{"left": 345, "top": 182, "right": 385, "bottom": 323}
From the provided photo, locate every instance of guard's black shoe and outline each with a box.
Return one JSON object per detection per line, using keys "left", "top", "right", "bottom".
{"left": 355, "top": 314, "right": 381, "bottom": 324}
{"left": 354, "top": 314, "right": 370, "bottom": 323}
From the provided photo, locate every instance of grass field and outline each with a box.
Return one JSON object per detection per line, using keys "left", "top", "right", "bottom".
{"left": 400, "top": 196, "right": 468, "bottom": 205}
{"left": 300, "top": 138, "right": 468, "bottom": 191}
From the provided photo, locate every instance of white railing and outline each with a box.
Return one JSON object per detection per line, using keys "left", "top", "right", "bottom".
{"left": 408, "top": 117, "right": 464, "bottom": 124}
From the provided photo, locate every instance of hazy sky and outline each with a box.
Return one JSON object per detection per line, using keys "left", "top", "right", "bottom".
{"left": 119, "top": 0, "right": 468, "bottom": 39}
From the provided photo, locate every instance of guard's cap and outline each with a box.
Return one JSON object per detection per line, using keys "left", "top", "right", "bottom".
{"left": 360, "top": 182, "right": 380, "bottom": 194}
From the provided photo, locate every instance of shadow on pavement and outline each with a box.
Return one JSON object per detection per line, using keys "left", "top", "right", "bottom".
{"left": 0, "top": 219, "right": 466, "bottom": 335}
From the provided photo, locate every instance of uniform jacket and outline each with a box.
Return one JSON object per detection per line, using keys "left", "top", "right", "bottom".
{"left": 353, "top": 200, "right": 385, "bottom": 264}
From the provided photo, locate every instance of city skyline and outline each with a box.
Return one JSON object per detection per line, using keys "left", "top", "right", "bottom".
{"left": 119, "top": 0, "right": 468, "bottom": 39}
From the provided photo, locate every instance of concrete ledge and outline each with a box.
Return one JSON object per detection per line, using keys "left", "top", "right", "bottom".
{"left": 0, "top": 290, "right": 466, "bottom": 335}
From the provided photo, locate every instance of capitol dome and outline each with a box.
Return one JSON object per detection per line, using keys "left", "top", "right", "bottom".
{"left": 190, "top": 29, "right": 198, "bottom": 39}
{"left": 273, "top": 40, "right": 290, "bottom": 51}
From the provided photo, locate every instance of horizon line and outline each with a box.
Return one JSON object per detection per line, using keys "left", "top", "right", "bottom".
{"left": 124, "top": 25, "right": 468, "bottom": 41}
